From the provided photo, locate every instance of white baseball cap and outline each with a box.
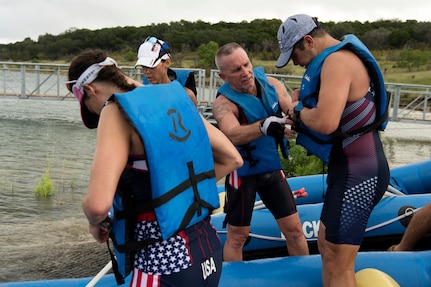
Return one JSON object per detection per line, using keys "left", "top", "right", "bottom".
{"left": 135, "top": 36, "right": 171, "bottom": 68}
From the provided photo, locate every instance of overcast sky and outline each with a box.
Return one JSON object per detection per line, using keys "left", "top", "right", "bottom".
{"left": 1, "top": 0, "right": 430, "bottom": 44}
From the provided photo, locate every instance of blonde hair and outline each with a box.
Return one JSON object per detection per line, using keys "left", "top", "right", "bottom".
{"left": 215, "top": 42, "right": 244, "bottom": 72}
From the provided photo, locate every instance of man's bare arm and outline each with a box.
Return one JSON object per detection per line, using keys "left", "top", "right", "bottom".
{"left": 212, "top": 95, "right": 263, "bottom": 146}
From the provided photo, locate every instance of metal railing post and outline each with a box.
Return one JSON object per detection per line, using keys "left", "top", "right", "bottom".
{"left": 392, "top": 85, "right": 401, "bottom": 121}
{"left": 35, "top": 64, "right": 40, "bottom": 95}
{"left": 424, "top": 89, "right": 430, "bottom": 120}
{"left": 2, "top": 63, "right": 6, "bottom": 95}
{"left": 20, "top": 64, "right": 26, "bottom": 98}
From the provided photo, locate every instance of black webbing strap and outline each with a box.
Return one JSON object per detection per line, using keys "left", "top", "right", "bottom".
{"left": 294, "top": 105, "right": 389, "bottom": 145}
{"left": 116, "top": 168, "right": 216, "bottom": 220}
{"left": 277, "top": 138, "right": 289, "bottom": 159}
{"left": 148, "top": 167, "right": 215, "bottom": 210}
{"left": 239, "top": 143, "right": 259, "bottom": 171}
{"left": 112, "top": 237, "right": 158, "bottom": 253}
{"left": 188, "top": 161, "right": 202, "bottom": 216}
{"left": 174, "top": 161, "right": 217, "bottom": 233}
{"left": 106, "top": 241, "right": 125, "bottom": 285}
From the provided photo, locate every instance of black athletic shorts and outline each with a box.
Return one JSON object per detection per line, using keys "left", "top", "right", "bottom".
{"left": 225, "top": 170, "right": 298, "bottom": 227}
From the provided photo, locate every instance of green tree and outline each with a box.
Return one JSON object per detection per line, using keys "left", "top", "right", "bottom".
{"left": 197, "top": 41, "right": 219, "bottom": 70}
{"left": 124, "top": 50, "right": 136, "bottom": 62}
{"left": 388, "top": 29, "right": 410, "bottom": 48}
{"left": 362, "top": 28, "right": 391, "bottom": 50}
{"left": 397, "top": 49, "right": 430, "bottom": 71}
{"left": 1, "top": 19, "right": 431, "bottom": 61}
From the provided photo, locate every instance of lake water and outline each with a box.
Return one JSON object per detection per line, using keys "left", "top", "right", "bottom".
{"left": 0, "top": 97, "right": 430, "bottom": 283}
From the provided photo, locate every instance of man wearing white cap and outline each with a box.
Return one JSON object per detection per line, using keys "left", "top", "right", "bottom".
{"left": 136, "top": 36, "right": 198, "bottom": 106}
{"left": 276, "top": 14, "right": 390, "bottom": 287}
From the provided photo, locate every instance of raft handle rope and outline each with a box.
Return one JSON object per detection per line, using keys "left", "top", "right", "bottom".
{"left": 216, "top": 205, "right": 422, "bottom": 242}
{"left": 218, "top": 185, "right": 420, "bottom": 242}
{"left": 365, "top": 206, "right": 420, "bottom": 232}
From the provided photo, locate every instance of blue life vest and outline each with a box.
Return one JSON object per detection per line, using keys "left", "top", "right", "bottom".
{"left": 142, "top": 68, "right": 193, "bottom": 87}
{"left": 110, "top": 81, "right": 219, "bottom": 282}
{"left": 218, "top": 66, "right": 288, "bottom": 176}
{"left": 295, "top": 34, "right": 389, "bottom": 164}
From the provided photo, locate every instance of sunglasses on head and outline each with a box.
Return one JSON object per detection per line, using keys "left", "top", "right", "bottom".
{"left": 145, "top": 36, "right": 170, "bottom": 55}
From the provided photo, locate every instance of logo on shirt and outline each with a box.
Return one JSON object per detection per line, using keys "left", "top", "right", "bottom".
{"left": 201, "top": 257, "right": 217, "bottom": 280}
{"left": 167, "top": 109, "right": 191, "bottom": 142}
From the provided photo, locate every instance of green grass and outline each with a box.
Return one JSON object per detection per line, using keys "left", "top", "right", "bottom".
{"left": 252, "top": 59, "right": 431, "bottom": 86}
{"left": 34, "top": 170, "right": 54, "bottom": 198}
{"left": 382, "top": 69, "right": 431, "bottom": 85}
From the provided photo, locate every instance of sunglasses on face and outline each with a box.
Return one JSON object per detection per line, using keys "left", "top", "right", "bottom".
{"left": 65, "top": 57, "right": 118, "bottom": 103}
{"left": 65, "top": 81, "right": 74, "bottom": 93}
{"left": 65, "top": 79, "right": 86, "bottom": 103}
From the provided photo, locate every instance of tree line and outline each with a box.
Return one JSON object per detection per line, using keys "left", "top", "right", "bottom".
{"left": 1, "top": 18, "right": 430, "bottom": 64}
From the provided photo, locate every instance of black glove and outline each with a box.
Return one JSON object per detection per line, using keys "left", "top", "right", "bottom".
{"left": 259, "top": 116, "right": 286, "bottom": 141}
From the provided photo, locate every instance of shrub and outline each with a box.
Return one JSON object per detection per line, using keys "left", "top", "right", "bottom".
{"left": 281, "top": 140, "right": 328, "bottom": 177}
{"left": 34, "top": 170, "right": 54, "bottom": 198}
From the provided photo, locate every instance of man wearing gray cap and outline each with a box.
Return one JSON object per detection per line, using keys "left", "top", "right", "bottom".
{"left": 276, "top": 14, "right": 390, "bottom": 287}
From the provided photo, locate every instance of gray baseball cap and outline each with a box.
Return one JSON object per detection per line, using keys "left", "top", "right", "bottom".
{"left": 275, "top": 14, "right": 317, "bottom": 68}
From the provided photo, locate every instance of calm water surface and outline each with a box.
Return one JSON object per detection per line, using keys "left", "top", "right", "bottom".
{"left": 1, "top": 98, "right": 95, "bottom": 222}
{"left": 0, "top": 98, "right": 101, "bottom": 282}
{"left": 0, "top": 97, "right": 430, "bottom": 282}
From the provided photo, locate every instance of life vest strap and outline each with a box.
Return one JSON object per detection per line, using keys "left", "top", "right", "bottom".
{"left": 113, "top": 237, "right": 158, "bottom": 253}
{"left": 238, "top": 143, "right": 259, "bottom": 170}
{"left": 116, "top": 169, "right": 216, "bottom": 220}
{"left": 106, "top": 240, "right": 126, "bottom": 285}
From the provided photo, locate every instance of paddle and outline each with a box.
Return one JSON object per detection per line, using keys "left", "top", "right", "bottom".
{"left": 85, "top": 261, "right": 112, "bottom": 287}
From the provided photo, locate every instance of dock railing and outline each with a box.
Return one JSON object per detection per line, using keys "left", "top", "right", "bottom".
{"left": 0, "top": 62, "right": 429, "bottom": 123}
{"left": 207, "top": 69, "right": 431, "bottom": 123}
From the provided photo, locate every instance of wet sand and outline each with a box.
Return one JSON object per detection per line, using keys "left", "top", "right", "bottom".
{"left": 0, "top": 240, "right": 108, "bottom": 282}
{"left": 0, "top": 218, "right": 110, "bottom": 283}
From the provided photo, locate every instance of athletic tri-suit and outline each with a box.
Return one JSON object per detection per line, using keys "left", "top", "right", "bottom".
{"left": 123, "top": 156, "right": 222, "bottom": 287}
{"left": 295, "top": 35, "right": 390, "bottom": 245}
{"left": 321, "top": 86, "right": 390, "bottom": 245}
